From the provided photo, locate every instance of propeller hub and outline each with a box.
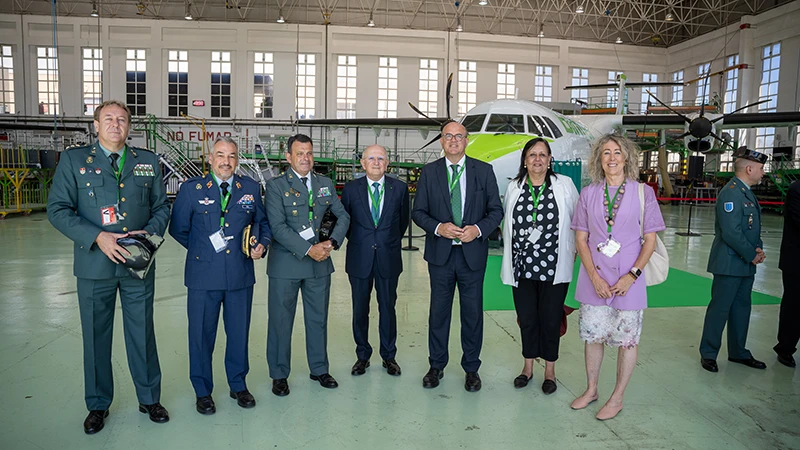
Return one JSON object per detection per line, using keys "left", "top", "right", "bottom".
{"left": 689, "top": 117, "right": 713, "bottom": 139}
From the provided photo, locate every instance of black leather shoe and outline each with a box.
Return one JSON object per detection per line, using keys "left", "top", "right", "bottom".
{"left": 138, "top": 402, "right": 169, "bottom": 423}
{"left": 777, "top": 353, "right": 796, "bottom": 368}
{"left": 196, "top": 396, "right": 216, "bottom": 415}
{"left": 422, "top": 368, "right": 444, "bottom": 388}
{"left": 542, "top": 379, "right": 557, "bottom": 395}
{"left": 83, "top": 410, "right": 109, "bottom": 435}
{"left": 513, "top": 374, "right": 531, "bottom": 388}
{"left": 272, "top": 378, "right": 290, "bottom": 397}
{"left": 465, "top": 372, "right": 482, "bottom": 392}
{"left": 382, "top": 358, "right": 402, "bottom": 376}
{"left": 310, "top": 373, "right": 339, "bottom": 388}
{"left": 728, "top": 357, "right": 767, "bottom": 369}
{"left": 351, "top": 359, "right": 370, "bottom": 375}
{"left": 701, "top": 358, "right": 718, "bottom": 372}
{"left": 230, "top": 389, "right": 256, "bottom": 408}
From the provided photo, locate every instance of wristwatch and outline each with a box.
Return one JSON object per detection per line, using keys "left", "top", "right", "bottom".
{"left": 629, "top": 267, "right": 642, "bottom": 279}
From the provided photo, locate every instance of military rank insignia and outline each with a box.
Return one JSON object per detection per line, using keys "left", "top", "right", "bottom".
{"left": 134, "top": 163, "right": 155, "bottom": 177}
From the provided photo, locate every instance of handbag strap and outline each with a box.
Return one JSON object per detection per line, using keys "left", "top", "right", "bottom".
{"left": 638, "top": 182, "right": 645, "bottom": 242}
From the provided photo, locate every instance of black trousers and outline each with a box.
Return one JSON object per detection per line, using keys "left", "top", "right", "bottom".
{"left": 775, "top": 270, "right": 800, "bottom": 356}
{"left": 512, "top": 278, "right": 569, "bottom": 362}
{"left": 349, "top": 253, "right": 399, "bottom": 361}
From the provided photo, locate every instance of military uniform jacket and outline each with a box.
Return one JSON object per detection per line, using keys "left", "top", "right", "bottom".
{"left": 47, "top": 142, "right": 170, "bottom": 280}
{"left": 265, "top": 170, "right": 350, "bottom": 279}
{"left": 168, "top": 173, "right": 272, "bottom": 291}
{"left": 707, "top": 176, "right": 763, "bottom": 276}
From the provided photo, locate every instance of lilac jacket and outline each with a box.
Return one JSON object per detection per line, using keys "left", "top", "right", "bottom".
{"left": 570, "top": 180, "right": 665, "bottom": 310}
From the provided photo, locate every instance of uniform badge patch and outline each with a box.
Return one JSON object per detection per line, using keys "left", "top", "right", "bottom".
{"left": 196, "top": 183, "right": 202, "bottom": 190}
{"left": 724, "top": 202, "right": 734, "bottom": 213}
{"left": 86, "top": 156, "right": 94, "bottom": 164}
{"left": 199, "top": 198, "right": 215, "bottom": 205}
{"left": 80, "top": 167, "right": 86, "bottom": 175}
{"left": 95, "top": 168, "right": 102, "bottom": 174}
{"left": 206, "top": 181, "right": 213, "bottom": 189}
{"left": 318, "top": 186, "right": 332, "bottom": 197}
{"left": 237, "top": 194, "right": 254, "bottom": 205}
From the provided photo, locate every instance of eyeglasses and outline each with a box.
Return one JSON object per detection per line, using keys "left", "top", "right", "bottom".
{"left": 443, "top": 133, "right": 466, "bottom": 141}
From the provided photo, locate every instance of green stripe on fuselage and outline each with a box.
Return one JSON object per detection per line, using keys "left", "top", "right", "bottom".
{"left": 466, "top": 134, "right": 553, "bottom": 163}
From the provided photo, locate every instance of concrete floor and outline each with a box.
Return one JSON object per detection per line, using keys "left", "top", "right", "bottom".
{"left": 0, "top": 204, "right": 797, "bottom": 450}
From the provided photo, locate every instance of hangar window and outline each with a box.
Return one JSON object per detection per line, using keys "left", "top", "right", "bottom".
{"left": 36, "top": 47, "right": 59, "bottom": 115}
{"left": 640, "top": 73, "right": 658, "bottom": 114}
{"left": 570, "top": 68, "right": 588, "bottom": 103}
{"left": 695, "top": 62, "right": 711, "bottom": 107}
{"left": 0, "top": 46, "right": 15, "bottom": 114}
{"left": 671, "top": 70, "right": 684, "bottom": 106}
{"left": 607, "top": 71, "right": 620, "bottom": 108}
{"left": 418, "top": 59, "right": 438, "bottom": 116}
{"left": 296, "top": 54, "right": 316, "bottom": 119}
{"left": 82, "top": 48, "right": 103, "bottom": 116}
{"left": 497, "top": 64, "right": 515, "bottom": 100}
{"left": 485, "top": 114, "right": 524, "bottom": 133}
{"left": 458, "top": 60, "right": 477, "bottom": 116}
{"left": 167, "top": 50, "right": 188, "bottom": 117}
{"left": 756, "top": 42, "right": 781, "bottom": 157}
{"left": 534, "top": 66, "right": 552, "bottom": 102}
{"left": 254, "top": 52, "right": 273, "bottom": 118}
{"left": 126, "top": 49, "right": 146, "bottom": 116}
{"left": 211, "top": 51, "right": 231, "bottom": 118}
{"left": 336, "top": 55, "right": 356, "bottom": 119}
{"left": 378, "top": 57, "right": 398, "bottom": 118}
{"left": 462, "top": 114, "right": 486, "bottom": 133}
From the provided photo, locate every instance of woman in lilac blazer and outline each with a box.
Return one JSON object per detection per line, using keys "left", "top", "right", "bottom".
{"left": 569, "top": 134, "right": 665, "bottom": 421}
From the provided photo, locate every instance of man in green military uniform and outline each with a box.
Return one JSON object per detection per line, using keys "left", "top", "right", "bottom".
{"left": 48, "top": 100, "right": 171, "bottom": 434}
{"left": 265, "top": 134, "right": 350, "bottom": 396}
{"left": 700, "top": 147, "right": 768, "bottom": 373}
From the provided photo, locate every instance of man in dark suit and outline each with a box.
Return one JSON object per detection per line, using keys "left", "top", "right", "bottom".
{"left": 700, "top": 147, "right": 768, "bottom": 372}
{"left": 265, "top": 134, "right": 350, "bottom": 396}
{"left": 47, "top": 100, "right": 171, "bottom": 434}
{"left": 341, "top": 145, "right": 410, "bottom": 376}
{"left": 169, "top": 136, "right": 272, "bottom": 414}
{"left": 412, "top": 121, "right": 503, "bottom": 392}
{"left": 775, "top": 179, "right": 799, "bottom": 368}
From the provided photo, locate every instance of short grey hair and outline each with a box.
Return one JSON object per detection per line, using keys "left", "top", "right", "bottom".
{"left": 213, "top": 135, "right": 238, "bottom": 151}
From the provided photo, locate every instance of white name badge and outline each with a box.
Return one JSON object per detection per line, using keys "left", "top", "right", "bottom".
{"left": 209, "top": 229, "right": 228, "bottom": 253}
{"left": 527, "top": 228, "right": 542, "bottom": 245}
{"left": 598, "top": 238, "right": 621, "bottom": 258}
{"left": 299, "top": 226, "right": 315, "bottom": 241}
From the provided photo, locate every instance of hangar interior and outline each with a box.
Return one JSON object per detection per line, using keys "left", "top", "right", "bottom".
{"left": 0, "top": 0, "right": 798, "bottom": 449}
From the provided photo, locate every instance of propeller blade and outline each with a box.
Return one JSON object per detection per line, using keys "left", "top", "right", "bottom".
{"left": 648, "top": 131, "right": 691, "bottom": 152}
{"left": 710, "top": 98, "right": 771, "bottom": 124}
{"left": 709, "top": 131, "right": 734, "bottom": 150}
{"left": 445, "top": 73, "right": 453, "bottom": 119}
{"left": 645, "top": 90, "right": 692, "bottom": 124}
{"left": 408, "top": 102, "right": 437, "bottom": 123}
{"left": 406, "top": 133, "right": 443, "bottom": 159}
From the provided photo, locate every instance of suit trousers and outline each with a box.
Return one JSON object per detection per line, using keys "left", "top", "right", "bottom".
{"left": 699, "top": 274, "right": 755, "bottom": 360}
{"left": 427, "top": 246, "right": 485, "bottom": 373}
{"left": 512, "top": 279, "right": 570, "bottom": 362}
{"left": 774, "top": 270, "right": 799, "bottom": 356}
{"left": 76, "top": 271, "right": 161, "bottom": 411}
{"left": 267, "top": 276, "right": 331, "bottom": 379}
{"left": 349, "top": 254, "right": 399, "bottom": 361}
{"left": 187, "top": 287, "right": 254, "bottom": 397}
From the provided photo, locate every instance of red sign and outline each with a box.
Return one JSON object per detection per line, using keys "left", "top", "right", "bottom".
{"left": 192, "top": 100, "right": 205, "bottom": 107}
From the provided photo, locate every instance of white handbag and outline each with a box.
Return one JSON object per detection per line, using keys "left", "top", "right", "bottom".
{"left": 638, "top": 183, "right": 669, "bottom": 286}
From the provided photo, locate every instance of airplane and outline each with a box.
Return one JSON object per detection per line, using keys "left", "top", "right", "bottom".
{"left": 299, "top": 76, "right": 800, "bottom": 198}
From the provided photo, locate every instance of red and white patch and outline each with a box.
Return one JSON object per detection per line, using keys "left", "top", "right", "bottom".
{"left": 79, "top": 167, "right": 86, "bottom": 175}
{"left": 95, "top": 168, "right": 102, "bottom": 175}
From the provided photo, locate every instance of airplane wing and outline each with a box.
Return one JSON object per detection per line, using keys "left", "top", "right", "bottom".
{"left": 564, "top": 82, "right": 683, "bottom": 90}
{"left": 621, "top": 111, "right": 800, "bottom": 129}
{"left": 296, "top": 117, "right": 448, "bottom": 129}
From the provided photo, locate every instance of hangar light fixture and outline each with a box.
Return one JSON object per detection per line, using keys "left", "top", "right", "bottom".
{"left": 456, "top": 17, "right": 463, "bottom": 32}
{"left": 367, "top": 13, "right": 375, "bottom": 27}
{"left": 277, "top": 10, "right": 285, "bottom": 23}
{"left": 576, "top": 4, "right": 585, "bottom": 14}
{"left": 538, "top": 24, "right": 544, "bottom": 38}
{"left": 90, "top": 1, "right": 99, "bottom": 17}
{"left": 666, "top": 12, "right": 674, "bottom": 21}
{"left": 478, "top": 0, "right": 489, "bottom": 5}
{"left": 615, "top": 36, "right": 623, "bottom": 44}
{"left": 184, "top": 1, "right": 193, "bottom": 20}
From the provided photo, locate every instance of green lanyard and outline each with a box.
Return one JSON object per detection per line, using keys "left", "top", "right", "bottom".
{"left": 446, "top": 163, "right": 466, "bottom": 193}
{"left": 526, "top": 177, "right": 547, "bottom": 225}
{"left": 111, "top": 148, "right": 127, "bottom": 203}
{"left": 306, "top": 180, "right": 314, "bottom": 223}
{"left": 603, "top": 181, "right": 624, "bottom": 237}
{"left": 213, "top": 177, "right": 232, "bottom": 228}
{"left": 368, "top": 182, "right": 384, "bottom": 225}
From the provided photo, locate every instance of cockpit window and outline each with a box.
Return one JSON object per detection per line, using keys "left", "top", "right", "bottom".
{"left": 527, "top": 116, "right": 542, "bottom": 136}
{"left": 485, "top": 114, "right": 524, "bottom": 133}
{"left": 532, "top": 116, "right": 552, "bottom": 138}
{"left": 543, "top": 117, "right": 563, "bottom": 138}
{"left": 462, "top": 114, "right": 487, "bottom": 133}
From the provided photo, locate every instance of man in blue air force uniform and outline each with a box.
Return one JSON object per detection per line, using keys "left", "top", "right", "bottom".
{"left": 169, "top": 136, "right": 272, "bottom": 415}
{"left": 265, "top": 134, "right": 350, "bottom": 396}
{"left": 700, "top": 147, "right": 768, "bottom": 373}
{"left": 47, "top": 100, "right": 171, "bottom": 434}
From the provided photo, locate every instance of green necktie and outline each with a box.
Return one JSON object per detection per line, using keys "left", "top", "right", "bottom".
{"left": 450, "top": 164, "right": 462, "bottom": 227}
{"left": 371, "top": 182, "right": 381, "bottom": 226}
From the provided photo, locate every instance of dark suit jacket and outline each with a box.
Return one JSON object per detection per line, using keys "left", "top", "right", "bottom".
{"left": 342, "top": 175, "right": 410, "bottom": 279}
{"left": 780, "top": 180, "right": 800, "bottom": 273}
{"left": 412, "top": 156, "right": 503, "bottom": 272}
{"left": 168, "top": 173, "right": 272, "bottom": 291}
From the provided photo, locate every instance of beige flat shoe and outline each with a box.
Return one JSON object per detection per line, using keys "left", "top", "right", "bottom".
{"left": 595, "top": 403, "right": 623, "bottom": 420}
{"left": 570, "top": 395, "right": 598, "bottom": 410}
